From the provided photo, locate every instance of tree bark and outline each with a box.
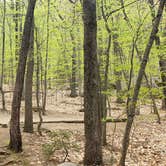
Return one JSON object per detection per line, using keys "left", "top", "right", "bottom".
{"left": 24, "top": 20, "right": 34, "bottom": 133}
{"left": 0, "top": 0, "right": 7, "bottom": 111}
{"left": 42, "top": 0, "right": 50, "bottom": 115}
{"left": 14, "top": 0, "right": 21, "bottom": 61}
{"left": 9, "top": 0, "right": 36, "bottom": 153}
{"left": 148, "top": 0, "right": 166, "bottom": 110}
{"left": 70, "top": 32, "right": 78, "bottom": 97}
{"left": 83, "top": 0, "right": 103, "bottom": 165}
{"left": 159, "top": 59, "right": 166, "bottom": 109}
{"left": 112, "top": 32, "right": 123, "bottom": 104}
{"left": 35, "top": 27, "right": 40, "bottom": 109}
{"left": 100, "top": 0, "right": 112, "bottom": 146}
{"left": 119, "top": 0, "right": 165, "bottom": 165}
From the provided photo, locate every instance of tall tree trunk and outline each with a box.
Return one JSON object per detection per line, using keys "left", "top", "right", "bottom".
{"left": 100, "top": 0, "right": 111, "bottom": 146}
{"left": 83, "top": 0, "right": 103, "bottom": 165}
{"left": 148, "top": 0, "right": 166, "bottom": 110}
{"left": 0, "top": 0, "right": 6, "bottom": 111}
{"left": 35, "top": 26, "right": 43, "bottom": 136}
{"left": 159, "top": 59, "right": 166, "bottom": 109}
{"left": 70, "top": 32, "right": 78, "bottom": 97}
{"left": 7, "top": 12, "right": 15, "bottom": 86}
{"left": 35, "top": 27, "right": 40, "bottom": 109}
{"left": 42, "top": 0, "right": 50, "bottom": 115}
{"left": 15, "top": 0, "right": 21, "bottom": 60}
{"left": 24, "top": 20, "right": 34, "bottom": 133}
{"left": 77, "top": 28, "right": 82, "bottom": 96}
{"left": 135, "top": 42, "right": 160, "bottom": 121}
{"left": 9, "top": 0, "right": 36, "bottom": 153}
{"left": 119, "top": 1, "right": 165, "bottom": 165}
{"left": 112, "top": 32, "right": 123, "bottom": 104}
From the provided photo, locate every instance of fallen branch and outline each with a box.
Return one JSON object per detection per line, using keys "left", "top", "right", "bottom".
{"left": 0, "top": 160, "right": 15, "bottom": 166}
{"left": 32, "top": 118, "right": 127, "bottom": 124}
{"left": 1, "top": 118, "right": 127, "bottom": 127}
{"left": 33, "top": 120, "right": 84, "bottom": 124}
{"left": 106, "top": 118, "right": 127, "bottom": 123}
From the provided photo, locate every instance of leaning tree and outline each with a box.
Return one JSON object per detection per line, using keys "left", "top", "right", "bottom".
{"left": 9, "top": 0, "right": 36, "bottom": 152}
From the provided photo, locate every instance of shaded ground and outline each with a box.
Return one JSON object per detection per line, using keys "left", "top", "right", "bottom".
{"left": 0, "top": 90, "right": 166, "bottom": 165}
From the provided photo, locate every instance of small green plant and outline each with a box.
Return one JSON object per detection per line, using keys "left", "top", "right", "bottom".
{"left": 42, "top": 130, "right": 80, "bottom": 161}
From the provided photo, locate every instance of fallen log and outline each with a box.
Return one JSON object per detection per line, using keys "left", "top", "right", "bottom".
{"left": 1, "top": 118, "right": 127, "bottom": 127}
{"left": 33, "top": 120, "right": 84, "bottom": 124}
{"left": 106, "top": 118, "right": 127, "bottom": 122}
{"left": 31, "top": 118, "right": 127, "bottom": 124}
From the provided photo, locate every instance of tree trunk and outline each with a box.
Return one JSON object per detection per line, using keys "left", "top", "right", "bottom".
{"left": 7, "top": 8, "right": 15, "bottom": 86}
{"left": 35, "top": 27, "right": 40, "bottom": 109}
{"left": 119, "top": 1, "right": 165, "bottom": 165}
{"left": 0, "top": 0, "right": 6, "bottom": 111}
{"left": 100, "top": 0, "right": 112, "bottom": 146}
{"left": 70, "top": 32, "right": 78, "bottom": 97}
{"left": 9, "top": 0, "right": 36, "bottom": 153}
{"left": 14, "top": 0, "right": 21, "bottom": 61}
{"left": 42, "top": 0, "right": 50, "bottom": 115}
{"left": 112, "top": 32, "right": 123, "bottom": 104}
{"left": 148, "top": 0, "right": 166, "bottom": 110}
{"left": 35, "top": 26, "right": 43, "bottom": 136}
{"left": 24, "top": 20, "right": 34, "bottom": 133}
{"left": 83, "top": 0, "right": 103, "bottom": 165}
{"left": 77, "top": 28, "right": 82, "bottom": 96}
{"left": 159, "top": 59, "right": 166, "bottom": 109}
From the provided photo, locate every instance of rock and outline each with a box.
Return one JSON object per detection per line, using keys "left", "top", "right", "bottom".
{"left": 57, "top": 162, "right": 78, "bottom": 166}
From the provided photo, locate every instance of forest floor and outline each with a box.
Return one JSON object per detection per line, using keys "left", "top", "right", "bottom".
{"left": 0, "top": 90, "right": 166, "bottom": 166}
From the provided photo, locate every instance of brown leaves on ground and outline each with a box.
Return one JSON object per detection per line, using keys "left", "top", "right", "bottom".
{"left": 0, "top": 92, "right": 166, "bottom": 165}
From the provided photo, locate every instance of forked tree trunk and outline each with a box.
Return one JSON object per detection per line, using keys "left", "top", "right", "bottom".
{"left": 119, "top": 1, "right": 165, "bottom": 165}
{"left": 24, "top": 20, "right": 34, "bottom": 133}
{"left": 83, "top": 0, "right": 103, "bottom": 165}
{"left": 9, "top": 0, "right": 36, "bottom": 153}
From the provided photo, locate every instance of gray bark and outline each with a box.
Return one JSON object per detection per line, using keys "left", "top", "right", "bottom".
{"left": 83, "top": 0, "right": 103, "bottom": 164}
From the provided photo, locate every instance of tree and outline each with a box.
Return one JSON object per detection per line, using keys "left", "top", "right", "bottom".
{"left": 148, "top": 0, "right": 166, "bottom": 110}
{"left": 24, "top": 19, "right": 34, "bottom": 133}
{"left": 70, "top": 31, "right": 78, "bottom": 97}
{"left": 0, "top": 0, "right": 7, "bottom": 111}
{"left": 14, "top": 0, "right": 22, "bottom": 61}
{"left": 83, "top": 0, "right": 103, "bottom": 165}
{"left": 9, "top": 0, "right": 36, "bottom": 152}
{"left": 42, "top": 0, "right": 50, "bottom": 115}
{"left": 100, "top": 0, "right": 112, "bottom": 146}
{"left": 119, "top": 0, "right": 166, "bottom": 165}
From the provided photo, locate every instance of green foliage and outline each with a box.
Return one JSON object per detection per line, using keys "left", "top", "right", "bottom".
{"left": 42, "top": 130, "right": 80, "bottom": 160}
{"left": 0, "top": 0, "right": 166, "bottom": 102}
